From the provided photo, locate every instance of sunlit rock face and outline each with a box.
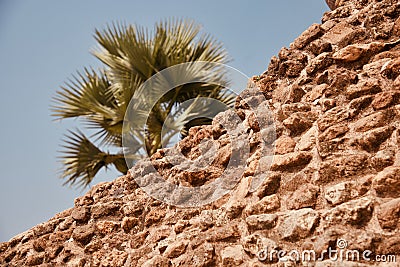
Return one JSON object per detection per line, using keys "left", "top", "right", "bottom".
{"left": 325, "top": 0, "right": 337, "bottom": 10}
{"left": 2, "top": 0, "right": 400, "bottom": 265}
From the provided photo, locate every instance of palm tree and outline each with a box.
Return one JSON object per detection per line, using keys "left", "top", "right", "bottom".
{"left": 52, "top": 19, "right": 234, "bottom": 188}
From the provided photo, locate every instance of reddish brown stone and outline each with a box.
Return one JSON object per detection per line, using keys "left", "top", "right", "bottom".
{"left": 245, "top": 194, "right": 280, "bottom": 215}
{"left": 220, "top": 245, "right": 246, "bottom": 266}
{"left": 346, "top": 78, "right": 382, "bottom": 100}
{"left": 142, "top": 255, "right": 171, "bottom": 267}
{"left": 245, "top": 214, "right": 278, "bottom": 230}
{"left": 278, "top": 208, "right": 320, "bottom": 241}
{"left": 382, "top": 58, "right": 400, "bottom": 79}
{"left": 318, "top": 123, "right": 349, "bottom": 141}
{"left": 306, "top": 52, "right": 333, "bottom": 75}
{"left": 317, "top": 107, "right": 351, "bottom": 132}
{"left": 271, "top": 151, "right": 313, "bottom": 171}
{"left": 291, "top": 23, "right": 325, "bottom": 49}
{"left": 255, "top": 173, "right": 281, "bottom": 198}
{"left": 96, "top": 220, "right": 119, "bottom": 235}
{"left": 322, "top": 20, "right": 365, "bottom": 47}
{"left": 377, "top": 236, "right": 400, "bottom": 256}
{"left": 25, "top": 253, "right": 44, "bottom": 266}
{"left": 183, "top": 242, "right": 215, "bottom": 266}
{"left": 287, "top": 184, "right": 320, "bottom": 210}
{"left": 72, "top": 224, "right": 95, "bottom": 245}
{"left": 274, "top": 135, "right": 296, "bottom": 155}
{"left": 371, "top": 148, "right": 396, "bottom": 171}
{"left": 164, "top": 239, "right": 188, "bottom": 258}
{"left": 309, "top": 39, "right": 332, "bottom": 55}
{"left": 145, "top": 209, "right": 166, "bottom": 227}
{"left": 71, "top": 207, "right": 90, "bottom": 223}
{"left": 325, "top": 0, "right": 337, "bottom": 10}
{"left": 90, "top": 203, "right": 120, "bottom": 219}
{"left": 373, "top": 167, "right": 400, "bottom": 198}
{"left": 353, "top": 111, "right": 390, "bottom": 132}
{"left": 378, "top": 198, "right": 400, "bottom": 231}
{"left": 372, "top": 91, "right": 400, "bottom": 110}
{"left": 283, "top": 112, "right": 314, "bottom": 136}
{"left": 355, "top": 126, "right": 395, "bottom": 152}
{"left": 318, "top": 153, "right": 370, "bottom": 183}
{"left": 322, "top": 197, "right": 374, "bottom": 227}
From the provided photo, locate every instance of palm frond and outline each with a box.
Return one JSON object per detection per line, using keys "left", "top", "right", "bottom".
{"left": 53, "top": 68, "right": 125, "bottom": 147}
{"left": 60, "top": 130, "right": 127, "bottom": 187}
{"left": 52, "top": 68, "right": 116, "bottom": 119}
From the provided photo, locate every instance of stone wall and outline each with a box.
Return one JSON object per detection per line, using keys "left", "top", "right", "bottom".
{"left": 1, "top": 0, "right": 400, "bottom": 266}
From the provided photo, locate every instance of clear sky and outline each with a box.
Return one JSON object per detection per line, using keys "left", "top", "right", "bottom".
{"left": 0, "top": 0, "right": 329, "bottom": 242}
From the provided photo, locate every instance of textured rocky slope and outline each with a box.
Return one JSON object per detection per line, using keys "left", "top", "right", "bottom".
{"left": 2, "top": 0, "right": 400, "bottom": 266}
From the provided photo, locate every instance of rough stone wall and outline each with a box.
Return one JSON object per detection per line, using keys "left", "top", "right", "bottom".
{"left": 1, "top": 0, "right": 400, "bottom": 266}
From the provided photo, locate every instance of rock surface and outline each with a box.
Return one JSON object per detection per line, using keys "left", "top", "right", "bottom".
{"left": 2, "top": 0, "right": 400, "bottom": 266}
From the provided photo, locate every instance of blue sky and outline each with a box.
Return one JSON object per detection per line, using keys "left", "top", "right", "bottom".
{"left": 0, "top": 0, "right": 328, "bottom": 241}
